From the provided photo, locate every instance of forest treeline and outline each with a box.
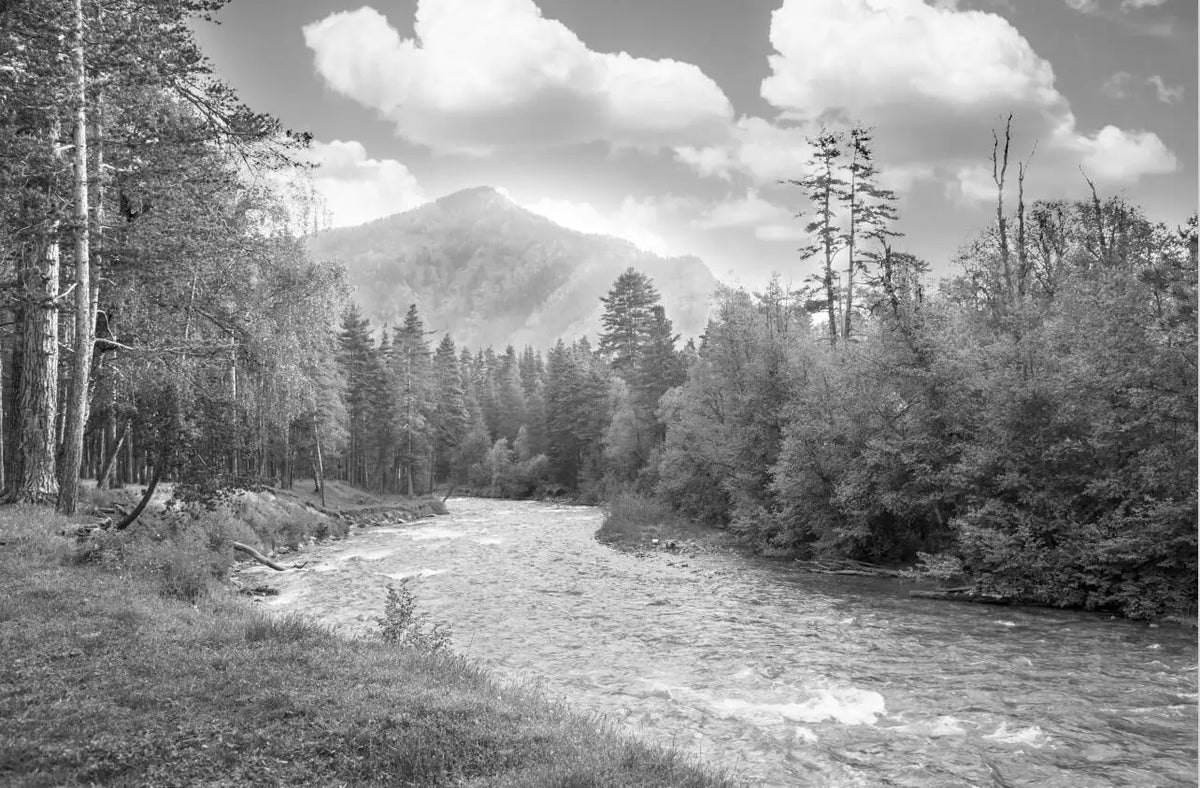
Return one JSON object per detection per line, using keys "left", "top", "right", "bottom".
{"left": 1, "top": 2, "right": 1194, "bottom": 619}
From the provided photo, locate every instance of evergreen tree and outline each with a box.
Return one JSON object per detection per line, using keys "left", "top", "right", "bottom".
{"left": 840, "top": 124, "right": 899, "bottom": 341}
{"left": 336, "top": 305, "right": 376, "bottom": 488}
{"left": 598, "top": 268, "right": 662, "bottom": 377}
{"left": 431, "top": 334, "right": 468, "bottom": 485}
{"left": 786, "top": 130, "right": 845, "bottom": 346}
{"left": 393, "top": 305, "right": 433, "bottom": 496}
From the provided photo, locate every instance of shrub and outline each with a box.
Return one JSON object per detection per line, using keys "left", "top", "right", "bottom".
{"left": 375, "top": 579, "right": 452, "bottom": 653}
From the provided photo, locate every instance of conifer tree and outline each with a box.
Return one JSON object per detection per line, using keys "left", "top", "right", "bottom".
{"left": 598, "top": 268, "right": 662, "bottom": 377}
{"left": 431, "top": 334, "right": 468, "bottom": 485}
{"left": 840, "top": 124, "right": 899, "bottom": 341}
{"left": 786, "top": 130, "right": 845, "bottom": 346}
{"left": 393, "top": 305, "right": 433, "bottom": 496}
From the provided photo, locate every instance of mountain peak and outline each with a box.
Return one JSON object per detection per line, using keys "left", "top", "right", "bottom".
{"left": 433, "top": 185, "right": 517, "bottom": 213}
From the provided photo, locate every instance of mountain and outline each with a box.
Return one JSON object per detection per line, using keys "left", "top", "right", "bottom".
{"left": 308, "top": 186, "right": 717, "bottom": 350}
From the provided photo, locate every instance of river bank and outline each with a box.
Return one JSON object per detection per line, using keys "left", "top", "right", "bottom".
{"left": 0, "top": 505, "right": 729, "bottom": 786}
{"left": 594, "top": 492, "right": 1198, "bottom": 628}
{"left": 242, "top": 497, "right": 1198, "bottom": 786}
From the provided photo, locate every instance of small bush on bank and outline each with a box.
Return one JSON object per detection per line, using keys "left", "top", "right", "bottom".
{"left": 597, "top": 491, "right": 683, "bottom": 545}
{"left": 376, "top": 579, "right": 452, "bottom": 653}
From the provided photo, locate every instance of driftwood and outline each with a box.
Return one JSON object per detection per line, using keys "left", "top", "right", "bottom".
{"left": 794, "top": 560, "right": 903, "bottom": 578}
{"left": 910, "top": 589, "right": 1011, "bottom": 605}
{"left": 230, "top": 541, "right": 286, "bottom": 571}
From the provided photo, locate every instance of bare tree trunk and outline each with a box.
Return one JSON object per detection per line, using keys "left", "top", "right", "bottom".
{"left": 991, "top": 114, "right": 1013, "bottom": 306}
{"left": 312, "top": 421, "right": 326, "bottom": 508}
{"left": 58, "top": 0, "right": 94, "bottom": 514}
{"left": 96, "top": 421, "right": 128, "bottom": 489}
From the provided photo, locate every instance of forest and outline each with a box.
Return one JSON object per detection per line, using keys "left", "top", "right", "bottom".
{"left": 1, "top": 0, "right": 1195, "bottom": 621}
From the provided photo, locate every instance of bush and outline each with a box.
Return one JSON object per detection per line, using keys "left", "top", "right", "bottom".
{"left": 597, "top": 491, "right": 678, "bottom": 544}
{"left": 375, "top": 579, "right": 452, "bottom": 653}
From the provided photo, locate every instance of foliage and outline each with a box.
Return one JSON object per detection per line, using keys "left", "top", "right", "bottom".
{"left": 376, "top": 579, "right": 452, "bottom": 653}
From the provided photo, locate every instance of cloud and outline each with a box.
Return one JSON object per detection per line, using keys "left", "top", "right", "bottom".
{"left": 1121, "top": 0, "right": 1167, "bottom": 8}
{"left": 294, "top": 140, "right": 427, "bottom": 228}
{"left": 754, "top": 223, "right": 810, "bottom": 243}
{"left": 523, "top": 195, "right": 679, "bottom": 256}
{"left": 678, "top": 0, "right": 1178, "bottom": 202}
{"left": 1063, "top": 0, "right": 1098, "bottom": 12}
{"left": 303, "top": 1, "right": 732, "bottom": 154}
{"left": 1147, "top": 74, "right": 1184, "bottom": 103}
{"left": 693, "top": 189, "right": 789, "bottom": 230}
{"left": 1072, "top": 125, "right": 1177, "bottom": 181}
{"left": 677, "top": 116, "right": 816, "bottom": 182}
{"left": 1102, "top": 71, "right": 1134, "bottom": 98}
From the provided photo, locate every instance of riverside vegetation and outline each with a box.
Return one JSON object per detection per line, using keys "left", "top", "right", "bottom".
{"left": 0, "top": 495, "right": 728, "bottom": 787}
{"left": 0, "top": 0, "right": 1194, "bottom": 783}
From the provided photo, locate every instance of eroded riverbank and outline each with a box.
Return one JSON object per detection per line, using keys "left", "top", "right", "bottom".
{"left": 238, "top": 498, "right": 1198, "bottom": 787}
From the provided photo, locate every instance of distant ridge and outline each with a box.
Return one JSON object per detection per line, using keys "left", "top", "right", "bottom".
{"left": 308, "top": 186, "right": 716, "bottom": 349}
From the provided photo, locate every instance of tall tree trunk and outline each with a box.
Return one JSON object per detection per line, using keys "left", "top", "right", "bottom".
{"left": 822, "top": 176, "right": 838, "bottom": 347}
{"left": 10, "top": 122, "right": 63, "bottom": 504}
{"left": 58, "top": 0, "right": 94, "bottom": 514}
{"left": 991, "top": 114, "right": 1013, "bottom": 307}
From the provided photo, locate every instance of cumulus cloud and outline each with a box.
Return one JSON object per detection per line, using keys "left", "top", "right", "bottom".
{"left": 294, "top": 140, "right": 427, "bottom": 228}
{"left": 677, "top": 0, "right": 1177, "bottom": 203}
{"left": 302, "top": 1, "right": 732, "bottom": 154}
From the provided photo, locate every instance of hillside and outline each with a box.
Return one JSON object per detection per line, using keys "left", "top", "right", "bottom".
{"left": 307, "top": 186, "right": 717, "bottom": 349}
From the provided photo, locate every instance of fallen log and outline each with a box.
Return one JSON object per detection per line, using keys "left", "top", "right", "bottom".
{"left": 230, "top": 541, "right": 286, "bottom": 571}
{"left": 910, "top": 589, "right": 1011, "bottom": 605}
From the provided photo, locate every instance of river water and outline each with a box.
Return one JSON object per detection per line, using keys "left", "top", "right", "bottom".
{"left": 241, "top": 498, "right": 1197, "bottom": 786}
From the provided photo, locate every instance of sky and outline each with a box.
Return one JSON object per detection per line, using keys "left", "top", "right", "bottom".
{"left": 193, "top": 0, "right": 1197, "bottom": 287}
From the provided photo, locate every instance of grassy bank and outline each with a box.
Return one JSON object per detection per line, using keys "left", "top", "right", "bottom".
{"left": 596, "top": 492, "right": 741, "bottom": 557}
{"left": 0, "top": 508, "right": 729, "bottom": 786}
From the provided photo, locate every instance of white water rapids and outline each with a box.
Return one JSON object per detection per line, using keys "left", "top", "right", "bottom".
{"left": 238, "top": 498, "right": 1198, "bottom": 786}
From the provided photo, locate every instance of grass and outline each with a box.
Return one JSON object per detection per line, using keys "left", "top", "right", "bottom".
{"left": 0, "top": 507, "right": 732, "bottom": 787}
{"left": 596, "top": 492, "right": 738, "bottom": 556}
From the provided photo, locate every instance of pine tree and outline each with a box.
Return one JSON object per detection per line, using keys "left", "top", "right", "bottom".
{"left": 494, "top": 345, "right": 525, "bottom": 442}
{"left": 336, "top": 305, "right": 376, "bottom": 488}
{"left": 786, "top": 130, "right": 845, "bottom": 346}
{"left": 431, "top": 334, "right": 467, "bottom": 485}
{"left": 840, "top": 124, "right": 899, "bottom": 341}
{"left": 393, "top": 305, "right": 433, "bottom": 496}
{"left": 598, "top": 268, "right": 662, "bottom": 377}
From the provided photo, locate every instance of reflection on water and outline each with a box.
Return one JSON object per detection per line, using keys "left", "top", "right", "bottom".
{"left": 241, "top": 498, "right": 1198, "bottom": 786}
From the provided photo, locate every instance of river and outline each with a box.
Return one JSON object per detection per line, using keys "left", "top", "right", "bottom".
{"left": 239, "top": 498, "right": 1197, "bottom": 786}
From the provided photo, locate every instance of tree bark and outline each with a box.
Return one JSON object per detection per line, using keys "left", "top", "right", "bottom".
{"left": 57, "top": 0, "right": 95, "bottom": 514}
{"left": 312, "top": 421, "right": 326, "bottom": 508}
{"left": 991, "top": 114, "right": 1014, "bottom": 306}
{"left": 9, "top": 123, "right": 63, "bottom": 504}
